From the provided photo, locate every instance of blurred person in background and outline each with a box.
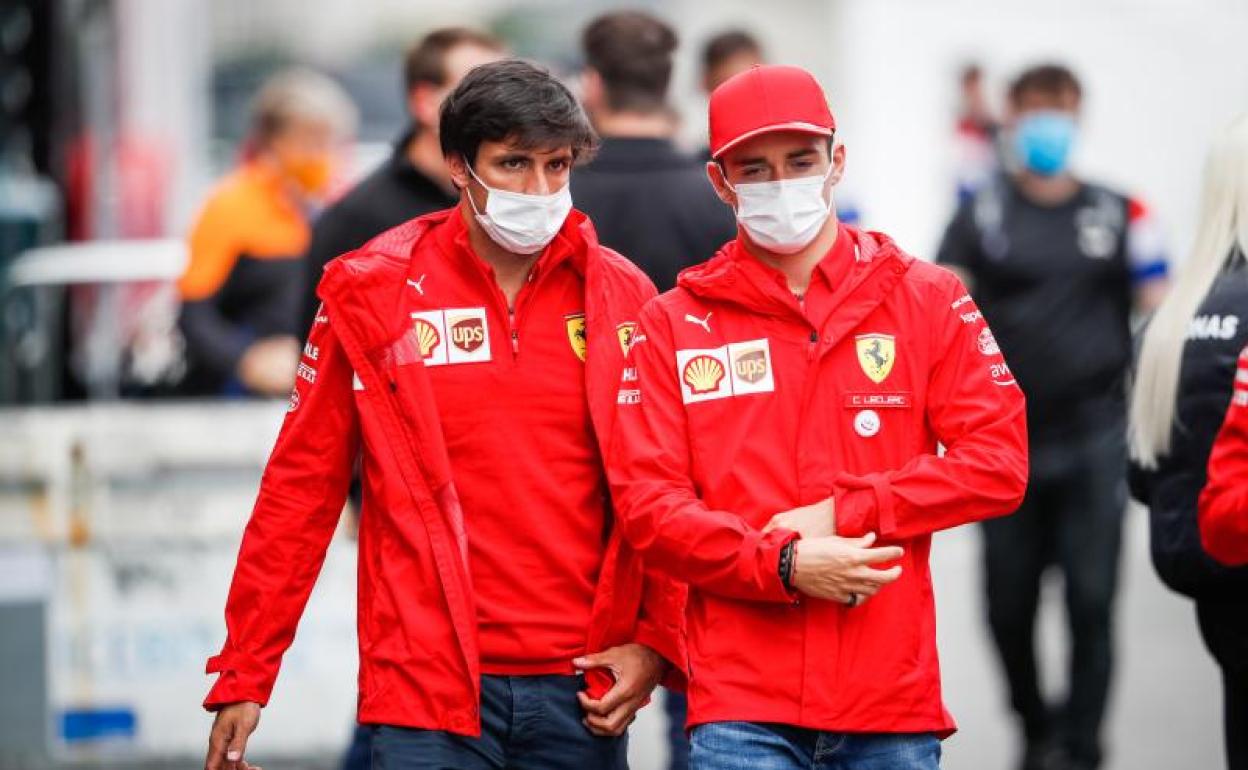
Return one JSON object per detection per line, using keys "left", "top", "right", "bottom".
{"left": 298, "top": 27, "right": 505, "bottom": 336}
{"left": 178, "top": 68, "right": 356, "bottom": 397}
{"left": 610, "top": 63, "right": 1028, "bottom": 770}
{"left": 936, "top": 64, "right": 1169, "bottom": 770}
{"left": 202, "top": 60, "right": 684, "bottom": 770}
{"left": 953, "top": 63, "right": 1000, "bottom": 203}
{"left": 697, "top": 31, "right": 764, "bottom": 161}
{"left": 1129, "top": 114, "right": 1248, "bottom": 770}
{"left": 700, "top": 30, "right": 763, "bottom": 105}
{"left": 574, "top": 11, "right": 735, "bottom": 291}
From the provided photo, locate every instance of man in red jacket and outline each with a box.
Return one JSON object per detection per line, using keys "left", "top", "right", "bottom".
{"left": 202, "top": 60, "right": 683, "bottom": 770}
{"left": 609, "top": 64, "right": 1029, "bottom": 769}
{"left": 1201, "top": 344, "right": 1248, "bottom": 566}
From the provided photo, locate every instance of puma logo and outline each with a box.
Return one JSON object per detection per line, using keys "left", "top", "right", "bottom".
{"left": 406, "top": 275, "right": 427, "bottom": 296}
{"left": 684, "top": 312, "right": 713, "bottom": 333}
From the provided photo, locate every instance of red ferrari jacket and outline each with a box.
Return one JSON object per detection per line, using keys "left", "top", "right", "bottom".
{"left": 1200, "top": 344, "right": 1248, "bottom": 566}
{"left": 204, "top": 209, "right": 685, "bottom": 735}
{"left": 609, "top": 226, "right": 1028, "bottom": 734}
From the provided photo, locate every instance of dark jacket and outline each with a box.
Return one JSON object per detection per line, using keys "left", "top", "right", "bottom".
{"left": 1129, "top": 252, "right": 1248, "bottom": 599}
{"left": 571, "top": 137, "right": 737, "bottom": 291}
{"left": 298, "top": 130, "right": 456, "bottom": 336}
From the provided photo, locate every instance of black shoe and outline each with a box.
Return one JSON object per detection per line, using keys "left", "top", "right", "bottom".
{"left": 1019, "top": 738, "right": 1067, "bottom": 770}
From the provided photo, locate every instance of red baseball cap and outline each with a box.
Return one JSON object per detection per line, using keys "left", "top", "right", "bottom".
{"left": 708, "top": 65, "right": 836, "bottom": 159}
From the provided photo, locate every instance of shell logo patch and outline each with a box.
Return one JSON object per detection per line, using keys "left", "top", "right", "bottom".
{"left": 414, "top": 318, "right": 441, "bottom": 359}
{"left": 566, "top": 313, "right": 587, "bottom": 361}
{"left": 683, "top": 354, "right": 726, "bottom": 394}
{"left": 676, "top": 339, "right": 774, "bottom": 404}
{"left": 855, "top": 333, "right": 896, "bottom": 384}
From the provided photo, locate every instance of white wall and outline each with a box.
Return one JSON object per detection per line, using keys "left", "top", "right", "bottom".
{"left": 834, "top": 0, "right": 1248, "bottom": 262}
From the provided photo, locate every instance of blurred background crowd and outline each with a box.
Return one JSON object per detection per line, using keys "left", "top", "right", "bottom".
{"left": 2, "top": 0, "right": 1247, "bottom": 768}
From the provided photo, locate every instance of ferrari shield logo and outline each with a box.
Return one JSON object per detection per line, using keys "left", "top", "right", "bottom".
{"left": 616, "top": 322, "right": 637, "bottom": 356}
{"left": 566, "top": 313, "right": 587, "bottom": 361}
{"left": 855, "top": 333, "right": 896, "bottom": 384}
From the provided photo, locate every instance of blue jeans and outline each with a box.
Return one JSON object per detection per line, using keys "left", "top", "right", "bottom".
{"left": 689, "top": 722, "right": 940, "bottom": 770}
{"left": 369, "top": 674, "right": 628, "bottom": 769}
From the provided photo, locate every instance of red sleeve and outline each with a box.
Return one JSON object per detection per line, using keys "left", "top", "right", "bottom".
{"left": 633, "top": 567, "right": 689, "bottom": 691}
{"left": 203, "top": 309, "right": 361, "bottom": 710}
{"left": 608, "top": 302, "right": 797, "bottom": 604}
{"left": 834, "top": 274, "right": 1029, "bottom": 541}
{"left": 1198, "top": 347, "right": 1248, "bottom": 566}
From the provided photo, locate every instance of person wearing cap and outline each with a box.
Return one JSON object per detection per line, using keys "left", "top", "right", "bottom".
{"left": 608, "top": 64, "right": 1029, "bottom": 769}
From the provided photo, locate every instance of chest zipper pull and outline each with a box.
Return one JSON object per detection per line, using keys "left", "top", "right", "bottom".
{"left": 508, "top": 308, "right": 519, "bottom": 354}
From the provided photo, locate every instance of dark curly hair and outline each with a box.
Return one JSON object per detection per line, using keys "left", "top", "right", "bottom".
{"left": 439, "top": 59, "right": 598, "bottom": 166}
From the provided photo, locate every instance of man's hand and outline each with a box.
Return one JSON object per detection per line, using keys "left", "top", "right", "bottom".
{"left": 237, "top": 335, "right": 300, "bottom": 396}
{"left": 573, "top": 643, "right": 666, "bottom": 737}
{"left": 205, "top": 701, "right": 262, "bottom": 770}
{"left": 762, "top": 497, "right": 835, "bottom": 539}
{"left": 791, "top": 533, "right": 904, "bottom": 604}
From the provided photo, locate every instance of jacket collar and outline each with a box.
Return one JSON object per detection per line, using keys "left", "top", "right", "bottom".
{"left": 319, "top": 207, "right": 605, "bottom": 352}
{"left": 675, "top": 225, "right": 914, "bottom": 339}
{"left": 678, "top": 226, "right": 899, "bottom": 307}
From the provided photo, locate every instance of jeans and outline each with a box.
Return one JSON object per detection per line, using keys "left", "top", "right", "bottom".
{"left": 665, "top": 689, "right": 690, "bottom": 770}
{"left": 689, "top": 722, "right": 940, "bottom": 770}
{"left": 370, "top": 674, "right": 628, "bottom": 770}
{"left": 982, "top": 423, "right": 1127, "bottom": 767}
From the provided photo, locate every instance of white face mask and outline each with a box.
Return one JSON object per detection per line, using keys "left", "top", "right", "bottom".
{"left": 465, "top": 164, "right": 573, "bottom": 255}
{"left": 726, "top": 164, "right": 835, "bottom": 255}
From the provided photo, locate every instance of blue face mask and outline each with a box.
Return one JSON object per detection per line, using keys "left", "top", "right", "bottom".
{"left": 1013, "top": 111, "right": 1077, "bottom": 176}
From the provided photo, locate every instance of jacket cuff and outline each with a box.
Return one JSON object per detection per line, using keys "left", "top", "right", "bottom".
{"left": 634, "top": 618, "right": 687, "bottom": 693}
{"left": 754, "top": 529, "right": 802, "bottom": 603}
{"left": 833, "top": 473, "right": 890, "bottom": 537}
{"left": 203, "top": 652, "right": 273, "bottom": 711}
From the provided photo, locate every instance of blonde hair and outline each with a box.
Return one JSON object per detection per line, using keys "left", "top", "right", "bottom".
{"left": 250, "top": 68, "right": 358, "bottom": 148}
{"left": 1129, "top": 114, "right": 1248, "bottom": 468}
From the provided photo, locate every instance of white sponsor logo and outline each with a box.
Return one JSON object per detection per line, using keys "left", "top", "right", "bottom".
{"left": 621, "top": 367, "right": 638, "bottom": 383}
{"left": 1233, "top": 389, "right": 1248, "bottom": 407}
{"left": 1187, "top": 314, "right": 1239, "bottom": 341}
{"left": 676, "top": 338, "right": 774, "bottom": 404}
{"left": 303, "top": 342, "right": 319, "bottom": 361}
{"left": 407, "top": 275, "right": 427, "bottom": 295}
{"left": 287, "top": 389, "right": 300, "bottom": 412}
{"left": 617, "top": 388, "right": 641, "bottom": 405}
{"left": 951, "top": 294, "right": 973, "bottom": 310}
{"left": 854, "top": 409, "right": 881, "bottom": 438}
{"left": 977, "top": 327, "right": 1001, "bottom": 356}
{"left": 990, "top": 361, "right": 1017, "bottom": 386}
{"left": 960, "top": 310, "right": 983, "bottom": 324}
{"left": 1235, "top": 368, "right": 1248, "bottom": 385}
{"left": 684, "top": 311, "right": 713, "bottom": 333}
